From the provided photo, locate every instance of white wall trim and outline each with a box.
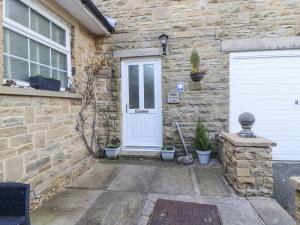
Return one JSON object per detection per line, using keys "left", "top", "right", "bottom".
{"left": 222, "top": 36, "right": 300, "bottom": 52}
{"left": 113, "top": 48, "right": 162, "bottom": 58}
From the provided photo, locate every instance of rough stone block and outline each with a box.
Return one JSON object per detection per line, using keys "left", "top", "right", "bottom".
{"left": 25, "top": 107, "right": 35, "bottom": 124}
{"left": 5, "top": 155, "right": 24, "bottom": 181}
{"left": 26, "top": 157, "right": 51, "bottom": 174}
{"left": 0, "top": 138, "right": 8, "bottom": 151}
{"left": 34, "top": 132, "right": 47, "bottom": 148}
{"left": 10, "top": 134, "right": 33, "bottom": 147}
{"left": 0, "top": 126, "right": 27, "bottom": 138}
{"left": 237, "top": 168, "right": 251, "bottom": 177}
{"left": 47, "top": 126, "right": 70, "bottom": 140}
{"left": 2, "top": 117, "right": 24, "bottom": 127}
{"left": 0, "top": 107, "right": 24, "bottom": 117}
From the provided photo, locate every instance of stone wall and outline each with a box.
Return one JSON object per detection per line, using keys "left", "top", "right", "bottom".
{"left": 219, "top": 132, "right": 275, "bottom": 197}
{"left": 0, "top": 94, "right": 88, "bottom": 196}
{"left": 290, "top": 177, "right": 300, "bottom": 224}
{"left": 95, "top": 0, "right": 300, "bottom": 147}
{"left": 0, "top": 1, "right": 105, "bottom": 196}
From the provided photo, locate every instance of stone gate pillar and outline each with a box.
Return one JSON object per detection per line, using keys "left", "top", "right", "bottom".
{"left": 219, "top": 113, "right": 276, "bottom": 197}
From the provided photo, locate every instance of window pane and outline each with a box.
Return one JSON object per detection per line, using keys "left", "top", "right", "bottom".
{"left": 52, "top": 23, "right": 66, "bottom": 46}
{"left": 30, "top": 63, "right": 50, "bottom": 77}
{"left": 30, "top": 40, "right": 50, "bottom": 66}
{"left": 4, "top": 29, "right": 28, "bottom": 59}
{"left": 51, "top": 50, "right": 67, "bottom": 70}
{"left": 6, "top": 0, "right": 29, "bottom": 27}
{"left": 144, "top": 64, "right": 155, "bottom": 109}
{"left": 129, "top": 65, "right": 139, "bottom": 109}
{"left": 30, "top": 10, "right": 50, "bottom": 38}
{"left": 52, "top": 69, "right": 67, "bottom": 88}
{"left": 4, "top": 55, "right": 29, "bottom": 81}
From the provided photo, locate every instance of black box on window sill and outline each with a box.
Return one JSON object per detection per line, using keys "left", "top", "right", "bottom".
{"left": 29, "top": 76, "right": 61, "bottom": 92}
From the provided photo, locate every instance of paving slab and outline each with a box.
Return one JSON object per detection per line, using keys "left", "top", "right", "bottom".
{"left": 248, "top": 197, "right": 296, "bottom": 225}
{"left": 107, "top": 164, "right": 155, "bottom": 192}
{"left": 31, "top": 189, "right": 102, "bottom": 225}
{"left": 69, "top": 164, "right": 121, "bottom": 190}
{"left": 149, "top": 167, "right": 194, "bottom": 195}
{"left": 193, "top": 167, "right": 233, "bottom": 197}
{"left": 76, "top": 191, "right": 146, "bottom": 225}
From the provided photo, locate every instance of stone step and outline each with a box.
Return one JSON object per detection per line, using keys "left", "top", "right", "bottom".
{"left": 118, "top": 150, "right": 161, "bottom": 159}
{"left": 248, "top": 197, "right": 296, "bottom": 225}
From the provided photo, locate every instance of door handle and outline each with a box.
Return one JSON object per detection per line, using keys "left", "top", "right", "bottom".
{"left": 135, "top": 109, "right": 149, "bottom": 113}
{"left": 126, "top": 104, "right": 128, "bottom": 113}
{"left": 295, "top": 100, "right": 299, "bottom": 105}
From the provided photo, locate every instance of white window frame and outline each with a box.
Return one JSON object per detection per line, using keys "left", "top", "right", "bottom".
{"left": 2, "top": 0, "right": 72, "bottom": 90}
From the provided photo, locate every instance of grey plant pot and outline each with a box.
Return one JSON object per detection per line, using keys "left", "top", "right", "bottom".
{"left": 105, "top": 146, "right": 121, "bottom": 159}
{"left": 161, "top": 147, "right": 175, "bottom": 161}
{"left": 196, "top": 149, "right": 211, "bottom": 165}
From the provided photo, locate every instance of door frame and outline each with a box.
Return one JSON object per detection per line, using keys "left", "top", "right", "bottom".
{"left": 121, "top": 57, "right": 163, "bottom": 150}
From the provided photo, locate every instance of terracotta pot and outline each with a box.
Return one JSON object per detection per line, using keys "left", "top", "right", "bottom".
{"left": 190, "top": 71, "right": 206, "bottom": 82}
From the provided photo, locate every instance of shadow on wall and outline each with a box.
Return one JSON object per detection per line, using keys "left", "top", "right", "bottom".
{"left": 273, "top": 161, "right": 300, "bottom": 218}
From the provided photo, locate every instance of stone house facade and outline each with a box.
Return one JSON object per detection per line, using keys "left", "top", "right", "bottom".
{"left": 0, "top": 0, "right": 300, "bottom": 196}
{"left": 95, "top": 0, "right": 300, "bottom": 160}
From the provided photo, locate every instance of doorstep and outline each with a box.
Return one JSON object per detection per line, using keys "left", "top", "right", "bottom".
{"left": 118, "top": 149, "right": 161, "bottom": 159}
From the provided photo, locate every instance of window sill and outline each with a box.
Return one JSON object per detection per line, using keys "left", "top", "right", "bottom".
{"left": 0, "top": 86, "right": 81, "bottom": 99}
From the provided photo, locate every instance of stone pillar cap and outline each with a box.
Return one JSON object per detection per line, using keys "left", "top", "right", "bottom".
{"left": 290, "top": 177, "right": 300, "bottom": 191}
{"left": 220, "top": 132, "right": 276, "bottom": 147}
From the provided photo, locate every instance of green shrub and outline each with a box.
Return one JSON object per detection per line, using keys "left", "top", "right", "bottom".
{"left": 190, "top": 49, "right": 200, "bottom": 74}
{"left": 194, "top": 119, "right": 212, "bottom": 151}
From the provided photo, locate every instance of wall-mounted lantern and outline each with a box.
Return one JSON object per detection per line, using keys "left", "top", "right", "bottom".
{"left": 159, "top": 34, "right": 169, "bottom": 55}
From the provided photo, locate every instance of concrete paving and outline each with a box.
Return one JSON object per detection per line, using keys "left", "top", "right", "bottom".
{"left": 193, "top": 167, "right": 233, "bottom": 197}
{"left": 31, "top": 159, "right": 296, "bottom": 225}
{"left": 248, "top": 197, "right": 296, "bottom": 225}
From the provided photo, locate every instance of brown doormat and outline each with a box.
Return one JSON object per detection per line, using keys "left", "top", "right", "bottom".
{"left": 149, "top": 199, "right": 222, "bottom": 225}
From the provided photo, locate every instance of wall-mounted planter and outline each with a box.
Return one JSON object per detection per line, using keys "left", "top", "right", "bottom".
{"left": 105, "top": 146, "right": 121, "bottom": 159}
{"left": 190, "top": 71, "right": 206, "bottom": 82}
{"left": 29, "top": 76, "right": 61, "bottom": 91}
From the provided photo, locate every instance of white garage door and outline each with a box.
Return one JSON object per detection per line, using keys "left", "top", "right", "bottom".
{"left": 230, "top": 50, "right": 300, "bottom": 161}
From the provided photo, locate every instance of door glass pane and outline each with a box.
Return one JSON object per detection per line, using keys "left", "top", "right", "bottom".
{"left": 30, "top": 9, "right": 50, "bottom": 38}
{"left": 128, "top": 65, "right": 139, "bottom": 109}
{"left": 6, "top": 0, "right": 29, "bottom": 28}
{"left": 144, "top": 64, "right": 155, "bottom": 109}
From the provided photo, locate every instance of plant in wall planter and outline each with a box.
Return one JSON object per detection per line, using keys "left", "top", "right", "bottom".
{"left": 161, "top": 145, "right": 175, "bottom": 161}
{"left": 195, "top": 119, "right": 212, "bottom": 165}
{"left": 190, "top": 49, "right": 206, "bottom": 82}
{"left": 29, "top": 75, "right": 61, "bottom": 91}
{"left": 105, "top": 137, "right": 121, "bottom": 159}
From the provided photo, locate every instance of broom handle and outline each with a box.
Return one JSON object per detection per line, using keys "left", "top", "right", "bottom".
{"left": 176, "top": 122, "right": 189, "bottom": 156}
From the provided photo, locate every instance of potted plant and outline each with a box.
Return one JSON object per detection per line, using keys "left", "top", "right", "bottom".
{"left": 195, "top": 119, "right": 212, "bottom": 164}
{"left": 190, "top": 49, "right": 206, "bottom": 82}
{"left": 161, "top": 145, "right": 175, "bottom": 161}
{"left": 105, "top": 137, "right": 121, "bottom": 159}
{"left": 29, "top": 75, "right": 61, "bottom": 91}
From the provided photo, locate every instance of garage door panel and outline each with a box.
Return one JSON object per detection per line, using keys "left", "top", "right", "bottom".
{"left": 230, "top": 99, "right": 298, "bottom": 110}
{"left": 231, "top": 84, "right": 300, "bottom": 94}
{"left": 231, "top": 110, "right": 300, "bottom": 121}
{"left": 230, "top": 50, "right": 300, "bottom": 161}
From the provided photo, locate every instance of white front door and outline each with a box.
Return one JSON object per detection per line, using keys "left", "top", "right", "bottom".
{"left": 122, "top": 58, "right": 162, "bottom": 149}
